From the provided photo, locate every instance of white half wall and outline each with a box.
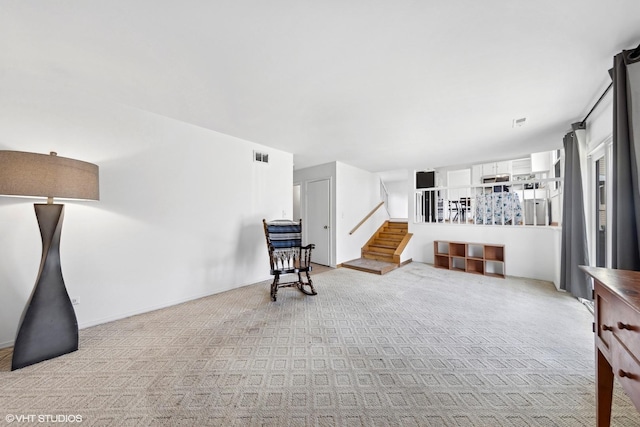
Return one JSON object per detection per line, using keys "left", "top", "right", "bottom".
{"left": 0, "top": 76, "right": 292, "bottom": 348}
{"left": 409, "top": 223, "right": 562, "bottom": 286}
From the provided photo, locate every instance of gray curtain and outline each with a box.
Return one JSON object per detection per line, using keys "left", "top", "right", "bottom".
{"left": 560, "top": 122, "right": 590, "bottom": 299}
{"left": 611, "top": 49, "right": 640, "bottom": 270}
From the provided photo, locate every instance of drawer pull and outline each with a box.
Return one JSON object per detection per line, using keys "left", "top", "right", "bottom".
{"left": 617, "top": 322, "right": 633, "bottom": 330}
{"left": 602, "top": 324, "right": 613, "bottom": 331}
{"left": 618, "top": 369, "right": 634, "bottom": 379}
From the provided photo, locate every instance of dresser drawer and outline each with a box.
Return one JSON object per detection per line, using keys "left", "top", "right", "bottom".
{"left": 595, "top": 284, "right": 615, "bottom": 351}
{"left": 612, "top": 336, "right": 640, "bottom": 411}
{"left": 606, "top": 289, "right": 640, "bottom": 359}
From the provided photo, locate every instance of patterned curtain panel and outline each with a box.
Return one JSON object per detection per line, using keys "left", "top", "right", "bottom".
{"left": 611, "top": 48, "right": 640, "bottom": 270}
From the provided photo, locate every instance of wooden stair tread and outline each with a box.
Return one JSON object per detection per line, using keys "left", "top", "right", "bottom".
{"left": 363, "top": 249, "right": 393, "bottom": 255}
{"left": 371, "top": 250, "right": 397, "bottom": 256}
{"left": 363, "top": 250, "right": 393, "bottom": 256}
{"left": 379, "top": 233, "right": 404, "bottom": 239}
{"left": 363, "top": 254, "right": 394, "bottom": 263}
{"left": 342, "top": 258, "right": 398, "bottom": 275}
{"left": 369, "top": 243, "right": 397, "bottom": 249}
{"left": 374, "top": 239, "right": 400, "bottom": 247}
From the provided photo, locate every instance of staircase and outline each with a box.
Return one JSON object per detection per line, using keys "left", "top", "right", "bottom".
{"left": 342, "top": 220, "right": 412, "bottom": 275}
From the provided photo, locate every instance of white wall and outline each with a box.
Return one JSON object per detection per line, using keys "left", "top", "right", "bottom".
{"left": 0, "top": 78, "right": 292, "bottom": 348}
{"left": 384, "top": 179, "right": 409, "bottom": 219}
{"left": 586, "top": 91, "right": 613, "bottom": 154}
{"left": 410, "top": 223, "right": 562, "bottom": 285}
{"left": 335, "top": 162, "right": 388, "bottom": 265}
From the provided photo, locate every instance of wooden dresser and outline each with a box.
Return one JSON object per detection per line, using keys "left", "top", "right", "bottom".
{"left": 581, "top": 266, "right": 640, "bottom": 426}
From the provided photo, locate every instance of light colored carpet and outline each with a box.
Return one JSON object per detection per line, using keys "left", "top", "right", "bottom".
{"left": 310, "top": 263, "right": 334, "bottom": 275}
{"left": 1, "top": 263, "right": 639, "bottom": 426}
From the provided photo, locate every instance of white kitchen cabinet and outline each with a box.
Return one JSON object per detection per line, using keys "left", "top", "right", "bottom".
{"left": 481, "top": 163, "right": 494, "bottom": 176}
{"left": 511, "top": 158, "right": 532, "bottom": 176}
{"left": 482, "top": 161, "right": 511, "bottom": 177}
{"left": 495, "top": 161, "right": 511, "bottom": 175}
{"left": 471, "top": 164, "right": 483, "bottom": 185}
{"left": 531, "top": 151, "right": 551, "bottom": 172}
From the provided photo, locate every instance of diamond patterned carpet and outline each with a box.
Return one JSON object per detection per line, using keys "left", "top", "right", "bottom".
{"left": 1, "top": 263, "right": 639, "bottom": 426}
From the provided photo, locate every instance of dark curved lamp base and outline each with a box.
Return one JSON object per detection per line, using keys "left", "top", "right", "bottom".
{"left": 11, "top": 204, "right": 78, "bottom": 371}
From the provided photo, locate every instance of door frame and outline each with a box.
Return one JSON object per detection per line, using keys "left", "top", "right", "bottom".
{"left": 292, "top": 183, "right": 301, "bottom": 223}
{"left": 304, "top": 177, "right": 332, "bottom": 267}
{"left": 587, "top": 138, "right": 613, "bottom": 268}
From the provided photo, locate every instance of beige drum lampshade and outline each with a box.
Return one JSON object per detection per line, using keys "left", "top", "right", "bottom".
{"left": 0, "top": 151, "right": 99, "bottom": 201}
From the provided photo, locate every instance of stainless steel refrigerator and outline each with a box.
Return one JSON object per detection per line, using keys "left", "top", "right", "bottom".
{"left": 524, "top": 199, "right": 548, "bottom": 225}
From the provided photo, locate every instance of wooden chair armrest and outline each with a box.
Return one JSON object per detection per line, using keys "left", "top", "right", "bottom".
{"left": 300, "top": 244, "right": 314, "bottom": 268}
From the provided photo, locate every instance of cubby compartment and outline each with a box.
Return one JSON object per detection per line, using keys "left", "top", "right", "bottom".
{"left": 451, "top": 256, "right": 466, "bottom": 272}
{"left": 467, "top": 244, "right": 484, "bottom": 259}
{"left": 466, "top": 258, "right": 485, "bottom": 275}
{"left": 434, "top": 254, "right": 450, "bottom": 269}
{"left": 485, "top": 260, "right": 505, "bottom": 278}
{"left": 433, "top": 240, "right": 505, "bottom": 278}
{"left": 450, "top": 243, "right": 466, "bottom": 258}
{"left": 435, "top": 241, "right": 449, "bottom": 255}
{"left": 485, "top": 245, "right": 504, "bottom": 262}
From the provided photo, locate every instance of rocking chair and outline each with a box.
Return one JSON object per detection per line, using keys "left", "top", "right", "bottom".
{"left": 262, "top": 219, "right": 317, "bottom": 301}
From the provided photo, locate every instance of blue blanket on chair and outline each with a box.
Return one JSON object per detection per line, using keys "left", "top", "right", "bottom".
{"left": 266, "top": 220, "right": 302, "bottom": 248}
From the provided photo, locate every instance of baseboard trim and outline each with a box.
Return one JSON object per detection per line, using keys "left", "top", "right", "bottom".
{"left": 76, "top": 279, "right": 269, "bottom": 331}
{"left": 1, "top": 277, "right": 273, "bottom": 350}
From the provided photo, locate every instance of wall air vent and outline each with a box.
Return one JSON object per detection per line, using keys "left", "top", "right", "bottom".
{"left": 512, "top": 117, "right": 527, "bottom": 128}
{"left": 254, "top": 151, "right": 269, "bottom": 163}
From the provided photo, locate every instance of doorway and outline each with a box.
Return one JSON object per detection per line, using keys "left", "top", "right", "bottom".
{"left": 293, "top": 184, "right": 301, "bottom": 221}
{"left": 594, "top": 155, "right": 607, "bottom": 267}
{"left": 589, "top": 142, "right": 611, "bottom": 268}
{"left": 306, "top": 179, "right": 331, "bottom": 266}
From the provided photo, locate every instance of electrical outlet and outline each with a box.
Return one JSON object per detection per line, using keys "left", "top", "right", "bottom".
{"left": 71, "top": 297, "right": 80, "bottom": 305}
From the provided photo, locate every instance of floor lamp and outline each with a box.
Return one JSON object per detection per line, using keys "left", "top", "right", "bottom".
{"left": 0, "top": 151, "right": 99, "bottom": 370}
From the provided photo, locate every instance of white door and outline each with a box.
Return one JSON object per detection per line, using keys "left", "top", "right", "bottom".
{"left": 307, "top": 179, "right": 330, "bottom": 266}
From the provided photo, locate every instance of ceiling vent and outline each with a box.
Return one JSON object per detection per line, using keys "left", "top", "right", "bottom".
{"left": 512, "top": 117, "right": 527, "bottom": 128}
{"left": 254, "top": 151, "right": 269, "bottom": 163}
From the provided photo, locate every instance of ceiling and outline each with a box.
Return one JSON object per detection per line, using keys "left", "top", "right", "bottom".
{"left": 2, "top": 1, "right": 640, "bottom": 175}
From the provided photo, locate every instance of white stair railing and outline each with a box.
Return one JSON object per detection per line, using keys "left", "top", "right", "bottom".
{"left": 414, "top": 177, "right": 562, "bottom": 226}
